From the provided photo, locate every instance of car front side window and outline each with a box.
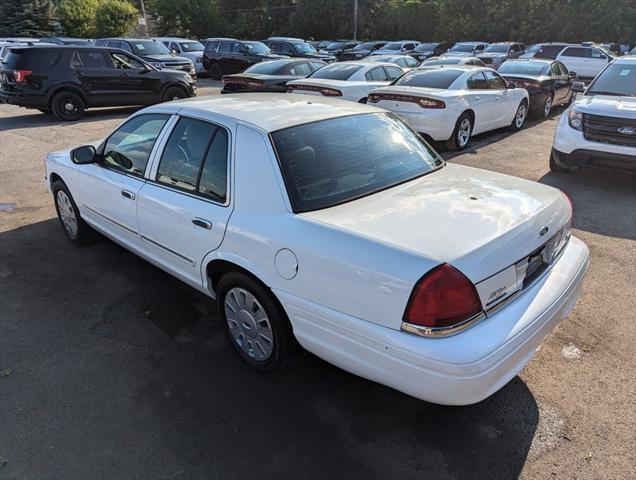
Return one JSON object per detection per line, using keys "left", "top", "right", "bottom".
{"left": 102, "top": 114, "right": 169, "bottom": 177}
{"left": 110, "top": 52, "right": 144, "bottom": 69}
{"left": 484, "top": 70, "right": 507, "bottom": 89}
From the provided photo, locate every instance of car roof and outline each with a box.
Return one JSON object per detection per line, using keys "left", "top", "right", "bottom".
{"left": 268, "top": 37, "right": 305, "bottom": 42}
{"left": 613, "top": 56, "right": 636, "bottom": 65}
{"left": 145, "top": 94, "right": 382, "bottom": 132}
{"left": 455, "top": 41, "right": 488, "bottom": 45}
{"left": 153, "top": 37, "right": 198, "bottom": 42}
{"left": 504, "top": 58, "right": 552, "bottom": 64}
{"left": 203, "top": 37, "right": 238, "bottom": 42}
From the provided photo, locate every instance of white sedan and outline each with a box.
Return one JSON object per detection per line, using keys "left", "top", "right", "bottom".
{"left": 368, "top": 66, "right": 529, "bottom": 150}
{"left": 286, "top": 61, "right": 404, "bottom": 103}
{"left": 45, "top": 94, "right": 589, "bottom": 405}
{"left": 366, "top": 54, "right": 420, "bottom": 71}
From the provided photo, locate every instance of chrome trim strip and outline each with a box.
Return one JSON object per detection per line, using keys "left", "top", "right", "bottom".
{"left": 140, "top": 234, "right": 195, "bottom": 265}
{"left": 82, "top": 204, "right": 138, "bottom": 235}
{"left": 401, "top": 312, "right": 487, "bottom": 338}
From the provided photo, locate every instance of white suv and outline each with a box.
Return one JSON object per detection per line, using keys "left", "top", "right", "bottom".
{"left": 555, "top": 44, "right": 615, "bottom": 80}
{"left": 550, "top": 56, "right": 636, "bottom": 173}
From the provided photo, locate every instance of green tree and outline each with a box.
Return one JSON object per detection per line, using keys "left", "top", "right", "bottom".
{"left": 0, "top": 0, "right": 56, "bottom": 36}
{"left": 56, "top": 0, "right": 101, "bottom": 37}
{"left": 94, "top": 0, "right": 138, "bottom": 37}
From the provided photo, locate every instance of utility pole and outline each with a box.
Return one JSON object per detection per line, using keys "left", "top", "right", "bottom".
{"left": 353, "top": 0, "right": 358, "bottom": 40}
{"left": 139, "top": 0, "right": 149, "bottom": 38}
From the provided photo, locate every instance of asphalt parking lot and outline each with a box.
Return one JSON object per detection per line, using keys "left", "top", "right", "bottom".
{"left": 1, "top": 80, "right": 635, "bottom": 480}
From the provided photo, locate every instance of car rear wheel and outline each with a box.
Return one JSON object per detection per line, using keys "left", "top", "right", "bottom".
{"left": 208, "top": 62, "right": 223, "bottom": 80}
{"left": 509, "top": 100, "right": 528, "bottom": 131}
{"left": 217, "top": 271, "right": 296, "bottom": 373}
{"left": 446, "top": 113, "right": 473, "bottom": 151}
{"left": 542, "top": 94, "right": 553, "bottom": 119}
{"left": 51, "top": 91, "right": 85, "bottom": 121}
{"left": 162, "top": 86, "right": 187, "bottom": 102}
{"left": 52, "top": 180, "right": 96, "bottom": 243}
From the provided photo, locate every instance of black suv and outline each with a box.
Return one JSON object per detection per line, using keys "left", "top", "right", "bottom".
{"left": 95, "top": 38, "right": 194, "bottom": 74}
{"left": 202, "top": 38, "right": 285, "bottom": 79}
{"left": 338, "top": 41, "right": 387, "bottom": 61}
{"left": 409, "top": 42, "right": 453, "bottom": 61}
{"left": 0, "top": 46, "right": 196, "bottom": 121}
{"left": 263, "top": 37, "right": 336, "bottom": 62}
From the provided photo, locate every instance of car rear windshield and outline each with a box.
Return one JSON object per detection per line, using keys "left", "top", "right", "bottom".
{"left": 423, "top": 58, "right": 461, "bottom": 65}
{"left": 498, "top": 61, "right": 549, "bottom": 76}
{"left": 1, "top": 49, "right": 61, "bottom": 69}
{"left": 270, "top": 113, "right": 443, "bottom": 212}
{"left": 395, "top": 68, "right": 463, "bottom": 88}
{"left": 245, "top": 60, "right": 292, "bottom": 74}
{"left": 309, "top": 63, "right": 363, "bottom": 80}
{"left": 131, "top": 41, "right": 170, "bottom": 55}
{"left": 587, "top": 63, "right": 636, "bottom": 96}
{"left": 293, "top": 42, "right": 316, "bottom": 53}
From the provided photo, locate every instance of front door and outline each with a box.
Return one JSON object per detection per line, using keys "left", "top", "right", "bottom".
{"left": 465, "top": 71, "right": 496, "bottom": 133}
{"left": 77, "top": 113, "right": 171, "bottom": 252}
{"left": 484, "top": 70, "right": 515, "bottom": 128}
{"left": 107, "top": 51, "right": 158, "bottom": 104}
{"left": 137, "top": 113, "right": 234, "bottom": 285}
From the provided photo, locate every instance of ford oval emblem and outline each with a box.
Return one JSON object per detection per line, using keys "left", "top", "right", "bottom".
{"left": 540, "top": 226, "right": 549, "bottom": 236}
{"left": 618, "top": 127, "right": 636, "bottom": 135}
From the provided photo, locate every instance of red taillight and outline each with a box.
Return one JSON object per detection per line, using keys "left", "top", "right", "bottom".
{"left": 12, "top": 69, "right": 32, "bottom": 83}
{"left": 287, "top": 84, "right": 342, "bottom": 96}
{"left": 320, "top": 87, "right": 342, "bottom": 96}
{"left": 367, "top": 93, "right": 445, "bottom": 109}
{"left": 403, "top": 264, "right": 482, "bottom": 330}
{"left": 223, "top": 76, "right": 264, "bottom": 88}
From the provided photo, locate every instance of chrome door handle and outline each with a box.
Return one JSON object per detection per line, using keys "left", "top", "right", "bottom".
{"left": 121, "top": 190, "right": 135, "bottom": 200}
{"left": 192, "top": 218, "right": 212, "bottom": 230}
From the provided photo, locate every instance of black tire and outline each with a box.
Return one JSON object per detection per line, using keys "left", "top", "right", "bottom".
{"left": 38, "top": 108, "right": 51, "bottom": 114}
{"left": 508, "top": 99, "right": 528, "bottom": 131}
{"left": 540, "top": 93, "right": 553, "bottom": 119}
{"left": 51, "top": 180, "right": 96, "bottom": 243}
{"left": 549, "top": 148, "right": 573, "bottom": 173}
{"left": 445, "top": 112, "right": 473, "bottom": 151}
{"left": 162, "top": 86, "right": 187, "bottom": 102}
{"left": 358, "top": 97, "right": 368, "bottom": 104}
{"left": 217, "top": 271, "right": 296, "bottom": 373}
{"left": 208, "top": 62, "right": 223, "bottom": 80}
{"left": 51, "top": 91, "right": 85, "bottom": 121}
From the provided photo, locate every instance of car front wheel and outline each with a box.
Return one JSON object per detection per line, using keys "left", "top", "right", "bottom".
{"left": 208, "top": 62, "right": 223, "bottom": 80}
{"left": 51, "top": 91, "right": 85, "bottom": 121}
{"left": 162, "top": 86, "right": 187, "bottom": 102}
{"left": 217, "top": 271, "right": 296, "bottom": 373}
{"left": 52, "top": 180, "right": 96, "bottom": 243}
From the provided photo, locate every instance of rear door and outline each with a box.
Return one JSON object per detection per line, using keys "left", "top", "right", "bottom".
{"left": 137, "top": 113, "right": 234, "bottom": 285}
{"left": 484, "top": 70, "right": 515, "bottom": 127}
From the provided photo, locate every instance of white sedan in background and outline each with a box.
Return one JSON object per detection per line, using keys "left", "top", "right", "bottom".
{"left": 286, "top": 61, "right": 404, "bottom": 103}
{"left": 369, "top": 66, "right": 529, "bottom": 150}
{"left": 366, "top": 54, "right": 420, "bottom": 71}
{"left": 45, "top": 94, "right": 588, "bottom": 405}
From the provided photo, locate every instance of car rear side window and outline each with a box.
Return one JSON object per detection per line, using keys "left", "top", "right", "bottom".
{"left": 396, "top": 69, "right": 463, "bottom": 88}
{"left": 365, "top": 67, "right": 387, "bottom": 81}
{"left": 562, "top": 47, "right": 587, "bottom": 58}
{"left": 288, "top": 62, "right": 312, "bottom": 76}
{"left": 205, "top": 41, "right": 219, "bottom": 52}
{"left": 385, "top": 66, "right": 403, "bottom": 80}
{"left": 71, "top": 51, "right": 107, "bottom": 69}
{"left": 270, "top": 113, "right": 443, "bottom": 212}
{"left": 309, "top": 63, "right": 363, "bottom": 80}
{"left": 466, "top": 71, "right": 488, "bottom": 89}
{"left": 102, "top": 114, "right": 169, "bottom": 177}
{"left": 157, "top": 117, "right": 229, "bottom": 202}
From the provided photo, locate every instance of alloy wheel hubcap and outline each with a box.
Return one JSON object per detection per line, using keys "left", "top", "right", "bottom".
{"left": 516, "top": 105, "right": 526, "bottom": 127}
{"left": 225, "top": 287, "right": 273, "bottom": 361}
{"left": 64, "top": 101, "right": 76, "bottom": 112}
{"left": 56, "top": 190, "right": 78, "bottom": 236}
{"left": 544, "top": 98, "right": 552, "bottom": 117}
{"left": 458, "top": 118, "right": 471, "bottom": 147}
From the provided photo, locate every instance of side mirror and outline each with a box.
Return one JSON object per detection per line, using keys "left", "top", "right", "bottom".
{"left": 71, "top": 145, "right": 96, "bottom": 164}
{"left": 571, "top": 81, "right": 585, "bottom": 93}
{"left": 568, "top": 71, "right": 577, "bottom": 79}
{"left": 506, "top": 82, "right": 517, "bottom": 89}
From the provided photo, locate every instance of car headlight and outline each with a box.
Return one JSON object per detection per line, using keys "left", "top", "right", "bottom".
{"left": 568, "top": 109, "right": 583, "bottom": 131}
{"left": 151, "top": 62, "right": 163, "bottom": 69}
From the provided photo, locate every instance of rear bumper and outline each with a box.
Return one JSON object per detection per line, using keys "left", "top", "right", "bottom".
{"left": 0, "top": 90, "right": 48, "bottom": 108}
{"left": 390, "top": 108, "right": 457, "bottom": 141}
{"left": 275, "top": 236, "right": 589, "bottom": 405}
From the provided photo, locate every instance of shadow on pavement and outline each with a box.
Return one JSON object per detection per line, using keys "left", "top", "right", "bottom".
{"left": 0, "top": 218, "right": 539, "bottom": 479}
{"left": 539, "top": 168, "right": 636, "bottom": 240}
{"left": 0, "top": 106, "right": 140, "bottom": 132}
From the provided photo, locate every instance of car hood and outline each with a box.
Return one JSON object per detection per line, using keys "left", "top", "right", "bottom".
{"left": 142, "top": 54, "right": 190, "bottom": 63}
{"left": 572, "top": 94, "right": 636, "bottom": 119}
{"left": 301, "top": 163, "right": 569, "bottom": 283}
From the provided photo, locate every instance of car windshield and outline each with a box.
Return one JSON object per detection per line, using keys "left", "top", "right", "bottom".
{"left": 244, "top": 41, "right": 270, "bottom": 54}
{"left": 424, "top": 58, "right": 460, "bottom": 65}
{"left": 382, "top": 42, "right": 402, "bottom": 51}
{"left": 293, "top": 42, "right": 316, "bottom": 53}
{"left": 271, "top": 113, "right": 443, "bottom": 212}
{"left": 498, "top": 61, "right": 549, "bottom": 75}
{"left": 354, "top": 42, "right": 378, "bottom": 50}
{"left": 131, "top": 40, "right": 171, "bottom": 55}
{"left": 586, "top": 63, "right": 636, "bottom": 96}
{"left": 326, "top": 42, "right": 346, "bottom": 50}
{"left": 245, "top": 60, "right": 293, "bottom": 75}
{"left": 450, "top": 43, "right": 475, "bottom": 52}
{"left": 483, "top": 44, "right": 509, "bottom": 53}
{"left": 414, "top": 43, "right": 436, "bottom": 52}
{"left": 179, "top": 41, "right": 203, "bottom": 52}
{"left": 396, "top": 69, "right": 463, "bottom": 88}
{"left": 309, "top": 63, "right": 363, "bottom": 80}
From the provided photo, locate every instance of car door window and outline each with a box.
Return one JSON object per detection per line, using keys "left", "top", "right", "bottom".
{"left": 384, "top": 66, "right": 403, "bottom": 80}
{"left": 561, "top": 47, "right": 586, "bottom": 58}
{"left": 231, "top": 42, "right": 244, "bottom": 54}
{"left": 404, "top": 57, "right": 418, "bottom": 67}
{"left": 102, "top": 114, "right": 169, "bottom": 177}
{"left": 169, "top": 42, "right": 180, "bottom": 54}
{"left": 395, "top": 58, "right": 407, "bottom": 67}
{"left": 404, "top": 43, "right": 415, "bottom": 50}
{"left": 279, "top": 43, "right": 295, "bottom": 55}
{"left": 198, "top": 128, "right": 229, "bottom": 202}
{"left": 557, "top": 63, "right": 569, "bottom": 76}
{"left": 218, "top": 42, "right": 232, "bottom": 53}
{"left": 71, "top": 51, "right": 108, "bottom": 69}
{"left": 110, "top": 52, "right": 144, "bottom": 69}
{"left": 309, "top": 62, "right": 325, "bottom": 71}
{"left": 484, "top": 70, "right": 507, "bottom": 89}
{"left": 591, "top": 48, "right": 606, "bottom": 59}
{"left": 550, "top": 63, "right": 561, "bottom": 77}
{"left": 466, "top": 71, "right": 488, "bottom": 89}
{"left": 365, "top": 67, "right": 388, "bottom": 81}
{"left": 205, "top": 41, "right": 219, "bottom": 53}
